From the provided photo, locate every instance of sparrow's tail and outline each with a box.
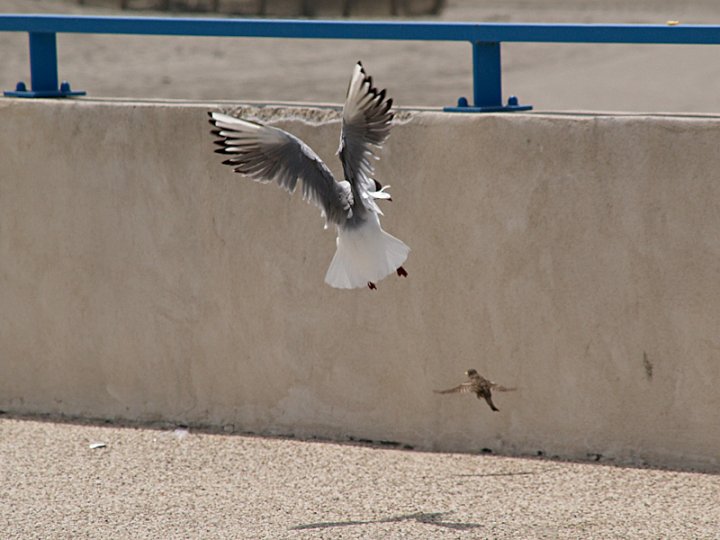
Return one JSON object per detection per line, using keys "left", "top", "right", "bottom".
{"left": 484, "top": 396, "right": 500, "bottom": 412}
{"left": 325, "top": 216, "right": 409, "bottom": 289}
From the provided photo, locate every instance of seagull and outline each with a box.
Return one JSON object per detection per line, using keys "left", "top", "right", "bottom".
{"left": 208, "top": 62, "right": 409, "bottom": 290}
{"left": 434, "top": 369, "right": 517, "bottom": 412}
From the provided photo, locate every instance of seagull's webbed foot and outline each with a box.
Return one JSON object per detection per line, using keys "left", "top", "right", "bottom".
{"left": 367, "top": 282, "right": 377, "bottom": 290}
{"left": 396, "top": 266, "right": 408, "bottom": 278}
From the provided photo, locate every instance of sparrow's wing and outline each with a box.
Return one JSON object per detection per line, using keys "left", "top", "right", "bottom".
{"left": 338, "top": 62, "right": 394, "bottom": 210}
{"left": 434, "top": 383, "right": 474, "bottom": 395}
{"left": 493, "top": 385, "right": 517, "bottom": 392}
{"left": 210, "top": 112, "right": 354, "bottom": 226}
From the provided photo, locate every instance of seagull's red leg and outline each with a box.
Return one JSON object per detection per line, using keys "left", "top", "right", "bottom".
{"left": 396, "top": 266, "right": 408, "bottom": 278}
{"left": 367, "top": 282, "right": 377, "bottom": 290}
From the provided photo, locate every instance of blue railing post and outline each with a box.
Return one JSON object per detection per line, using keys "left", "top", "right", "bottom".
{"left": 29, "top": 32, "right": 59, "bottom": 93}
{"left": 473, "top": 41, "right": 502, "bottom": 108}
{"left": 443, "top": 40, "right": 531, "bottom": 112}
{"left": 4, "top": 30, "right": 84, "bottom": 97}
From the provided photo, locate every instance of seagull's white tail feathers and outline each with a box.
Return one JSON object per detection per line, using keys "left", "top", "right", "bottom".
{"left": 325, "top": 217, "right": 409, "bottom": 289}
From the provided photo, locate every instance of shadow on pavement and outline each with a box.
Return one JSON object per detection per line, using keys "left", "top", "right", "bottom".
{"left": 290, "top": 511, "right": 482, "bottom": 531}
{"left": 455, "top": 470, "right": 543, "bottom": 477}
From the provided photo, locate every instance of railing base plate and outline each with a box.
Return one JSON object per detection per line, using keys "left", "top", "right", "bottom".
{"left": 443, "top": 95, "right": 533, "bottom": 113}
{"left": 4, "top": 90, "right": 87, "bottom": 98}
{"left": 4, "top": 81, "right": 86, "bottom": 98}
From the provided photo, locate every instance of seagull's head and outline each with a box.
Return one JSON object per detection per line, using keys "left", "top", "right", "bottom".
{"left": 465, "top": 369, "right": 478, "bottom": 377}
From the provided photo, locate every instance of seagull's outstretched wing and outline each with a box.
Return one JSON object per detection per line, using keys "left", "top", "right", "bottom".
{"left": 434, "top": 383, "right": 474, "bottom": 395}
{"left": 210, "top": 112, "right": 354, "bottom": 226}
{"left": 338, "top": 62, "right": 394, "bottom": 206}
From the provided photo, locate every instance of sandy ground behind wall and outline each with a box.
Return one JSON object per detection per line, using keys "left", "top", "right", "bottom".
{"left": 2, "top": 0, "right": 720, "bottom": 112}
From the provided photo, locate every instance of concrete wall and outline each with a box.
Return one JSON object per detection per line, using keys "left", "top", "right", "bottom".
{"left": 1, "top": 99, "right": 719, "bottom": 470}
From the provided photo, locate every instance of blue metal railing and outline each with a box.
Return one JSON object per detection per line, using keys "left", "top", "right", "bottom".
{"left": 3, "top": 14, "right": 720, "bottom": 111}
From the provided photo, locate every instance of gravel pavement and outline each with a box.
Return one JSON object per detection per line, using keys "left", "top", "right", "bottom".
{"left": 1, "top": 416, "right": 719, "bottom": 539}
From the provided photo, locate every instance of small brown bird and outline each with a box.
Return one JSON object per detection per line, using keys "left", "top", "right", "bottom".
{"left": 434, "top": 369, "right": 516, "bottom": 412}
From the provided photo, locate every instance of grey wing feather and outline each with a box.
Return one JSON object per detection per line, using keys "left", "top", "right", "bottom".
{"left": 434, "top": 383, "right": 474, "bottom": 395}
{"left": 210, "top": 112, "right": 353, "bottom": 226}
{"left": 338, "top": 62, "right": 394, "bottom": 199}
